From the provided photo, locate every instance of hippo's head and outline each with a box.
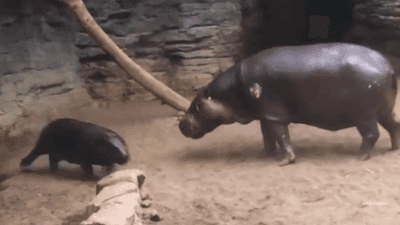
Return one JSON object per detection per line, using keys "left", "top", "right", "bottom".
{"left": 107, "top": 134, "right": 130, "bottom": 164}
{"left": 179, "top": 88, "right": 237, "bottom": 139}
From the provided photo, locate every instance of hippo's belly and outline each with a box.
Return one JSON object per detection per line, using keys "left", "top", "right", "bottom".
{"left": 265, "top": 71, "right": 394, "bottom": 131}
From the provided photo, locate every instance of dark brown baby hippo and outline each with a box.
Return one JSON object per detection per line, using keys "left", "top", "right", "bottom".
{"left": 20, "top": 118, "right": 130, "bottom": 177}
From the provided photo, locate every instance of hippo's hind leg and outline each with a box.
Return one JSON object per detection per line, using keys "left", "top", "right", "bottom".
{"left": 378, "top": 113, "right": 400, "bottom": 151}
{"left": 49, "top": 154, "right": 60, "bottom": 172}
{"left": 261, "top": 119, "right": 295, "bottom": 166}
{"left": 20, "top": 149, "right": 41, "bottom": 170}
{"left": 356, "top": 119, "right": 380, "bottom": 160}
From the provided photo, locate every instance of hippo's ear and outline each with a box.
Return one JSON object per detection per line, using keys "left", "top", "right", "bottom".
{"left": 200, "top": 97, "right": 235, "bottom": 123}
{"left": 198, "top": 87, "right": 211, "bottom": 99}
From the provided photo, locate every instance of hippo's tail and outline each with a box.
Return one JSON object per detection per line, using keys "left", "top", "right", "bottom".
{"left": 20, "top": 149, "right": 39, "bottom": 170}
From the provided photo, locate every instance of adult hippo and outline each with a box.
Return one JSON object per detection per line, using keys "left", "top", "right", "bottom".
{"left": 20, "top": 118, "right": 130, "bottom": 177}
{"left": 179, "top": 43, "right": 400, "bottom": 165}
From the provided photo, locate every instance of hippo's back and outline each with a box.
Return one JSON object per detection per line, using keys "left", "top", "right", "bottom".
{"left": 243, "top": 43, "right": 393, "bottom": 81}
{"left": 34, "top": 119, "right": 91, "bottom": 161}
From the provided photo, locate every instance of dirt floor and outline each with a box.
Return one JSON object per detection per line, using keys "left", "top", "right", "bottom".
{"left": 2, "top": 91, "right": 400, "bottom": 225}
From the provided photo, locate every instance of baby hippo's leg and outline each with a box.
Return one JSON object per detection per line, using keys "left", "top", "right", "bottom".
{"left": 20, "top": 150, "right": 41, "bottom": 171}
{"left": 100, "top": 164, "right": 116, "bottom": 177}
{"left": 80, "top": 163, "right": 95, "bottom": 178}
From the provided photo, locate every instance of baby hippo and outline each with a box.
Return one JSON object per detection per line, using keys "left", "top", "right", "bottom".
{"left": 20, "top": 118, "right": 130, "bottom": 177}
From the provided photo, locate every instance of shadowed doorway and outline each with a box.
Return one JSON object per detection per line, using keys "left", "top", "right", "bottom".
{"left": 240, "top": 0, "right": 354, "bottom": 58}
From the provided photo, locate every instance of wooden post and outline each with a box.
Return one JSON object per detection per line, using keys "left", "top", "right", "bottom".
{"left": 61, "top": 0, "right": 191, "bottom": 111}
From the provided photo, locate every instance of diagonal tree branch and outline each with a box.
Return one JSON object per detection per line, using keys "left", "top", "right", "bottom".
{"left": 61, "top": 0, "right": 191, "bottom": 111}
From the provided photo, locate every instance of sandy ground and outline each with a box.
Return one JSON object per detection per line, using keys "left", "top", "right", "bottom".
{"left": 2, "top": 90, "right": 400, "bottom": 225}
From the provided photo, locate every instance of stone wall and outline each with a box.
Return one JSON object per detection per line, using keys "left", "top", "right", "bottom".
{"left": 0, "top": 0, "right": 242, "bottom": 135}
{"left": 2, "top": 0, "right": 400, "bottom": 136}
{"left": 345, "top": 0, "right": 400, "bottom": 55}
{"left": 78, "top": 0, "right": 242, "bottom": 95}
{"left": 0, "top": 0, "right": 86, "bottom": 135}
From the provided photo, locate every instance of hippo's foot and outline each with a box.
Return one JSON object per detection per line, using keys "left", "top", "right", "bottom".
{"left": 80, "top": 163, "right": 94, "bottom": 178}
{"left": 359, "top": 153, "right": 371, "bottom": 161}
{"left": 100, "top": 165, "right": 116, "bottom": 177}
{"left": 20, "top": 158, "right": 32, "bottom": 172}
{"left": 389, "top": 146, "right": 399, "bottom": 151}
{"left": 49, "top": 161, "right": 59, "bottom": 172}
{"left": 82, "top": 172, "right": 99, "bottom": 181}
{"left": 20, "top": 165, "right": 29, "bottom": 172}
{"left": 279, "top": 154, "right": 296, "bottom": 167}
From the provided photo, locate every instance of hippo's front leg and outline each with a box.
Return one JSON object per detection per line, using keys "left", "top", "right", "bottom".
{"left": 80, "top": 163, "right": 95, "bottom": 177}
{"left": 260, "top": 122, "right": 277, "bottom": 157}
{"left": 100, "top": 164, "right": 116, "bottom": 176}
{"left": 261, "top": 119, "right": 295, "bottom": 165}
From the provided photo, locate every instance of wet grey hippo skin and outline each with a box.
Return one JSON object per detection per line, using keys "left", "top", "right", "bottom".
{"left": 20, "top": 118, "right": 130, "bottom": 176}
{"left": 179, "top": 43, "right": 400, "bottom": 165}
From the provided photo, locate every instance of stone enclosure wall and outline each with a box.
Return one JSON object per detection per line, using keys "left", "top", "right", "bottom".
{"left": 1, "top": 0, "right": 400, "bottom": 135}
{"left": 346, "top": 0, "right": 400, "bottom": 53}
{"left": 79, "top": 0, "right": 241, "bottom": 95}
{"left": 0, "top": 0, "right": 242, "bottom": 135}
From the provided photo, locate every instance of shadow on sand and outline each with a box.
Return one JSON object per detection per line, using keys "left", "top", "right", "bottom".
{"left": 177, "top": 140, "right": 390, "bottom": 164}
{"left": 19, "top": 168, "right": 101, "bottom": 182}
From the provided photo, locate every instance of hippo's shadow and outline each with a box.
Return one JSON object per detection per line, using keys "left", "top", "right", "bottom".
{"left": 62, "top": 211, "right": 91, "bottom": 225}
{"left": 20, "top": 168, "right": 101, "bottom": 181}
{"left": 178, "top": 142, "right": 282, "bottom": 162}
{"left": 178, "top": 141, "right": 389, "bottom": 163}
{"left": 0, "top": 173, "right": 12, "bottom": 191}
{"left": 294, "top": 141, "right": 388, "bottom": 160}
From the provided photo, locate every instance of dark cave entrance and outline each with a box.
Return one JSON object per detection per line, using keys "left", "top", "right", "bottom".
{"left": 240, "top": 0, "right": 354, "bottom": 57}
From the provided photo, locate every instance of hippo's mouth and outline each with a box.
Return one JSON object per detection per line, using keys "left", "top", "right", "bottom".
{"left": 191, "top": 131, "right": 205, "bottom": 139}
{"left": 116, "top": 155, "right": 130, "bottom": 164}
{"left": 179, "top": 117, "right": 206, "bottom": 139}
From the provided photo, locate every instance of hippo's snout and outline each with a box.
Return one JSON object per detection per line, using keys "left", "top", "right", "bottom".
{"left": 179, "top": 119, "right": 193, "bottom": 138}
{"left": 108, "top": 136, "right": 130, "bottom": 165}
{"left": 179, "top": 114, "right": 205, "bottom": 139}
{"left": 116, "top": 154, "right": 130, "bottom": 165}
{"left": 114, "top": 146, "right": 130, "bottom": 165}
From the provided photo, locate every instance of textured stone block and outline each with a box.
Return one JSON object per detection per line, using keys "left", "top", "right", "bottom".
{"left": 172, "top": 49, "right": 215, "bottom": 58}
{"left": 0, "top": 114, "right": 17, "bottom": 129}
{"left": 179, "top": 3, "right": 210, "bottom": 12}
{"left": 82, "top": 202, "right": 142, "bottom": 225}
{"left": 1, "top": 83, "right": 17, "bottom": 102}
{"left": 82, "top": 169, "right": 149, "bottom": 225}
{"left": 1, "top": 101, "right": 22, "bottom": 116}
{"left": 96, "top": 169, "right": 146, "bottom": 194}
